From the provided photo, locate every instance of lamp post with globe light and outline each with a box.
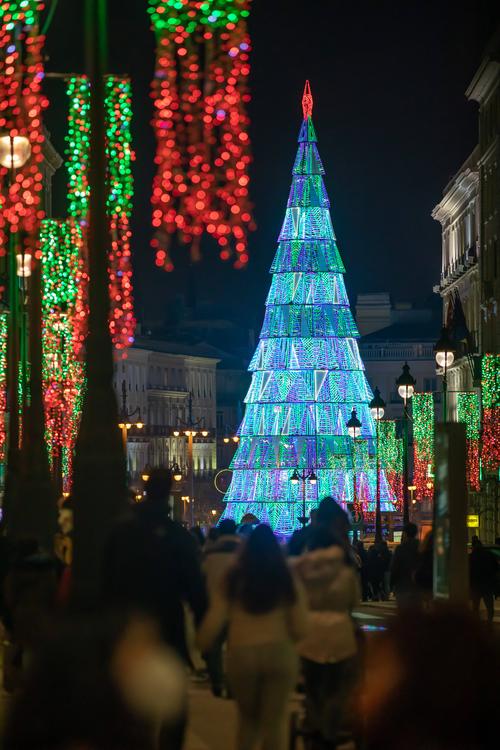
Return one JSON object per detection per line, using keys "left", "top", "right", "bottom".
{"left": 369, "top": 387, "right": 386, "bottom": 543}
{"left": 290, "top": 467, "right": 317, "bottom": 528}
{"left": 172, "top": 392, "right": 211, "bottom": 524}
{"left": 434, "top": 326, "right": 455, "bottom": 423}
{"left": 346, "top": 407, "right": 362, "bottom": 540}
{"left": 396, "top": 362, "right": 416, "bottom": 525}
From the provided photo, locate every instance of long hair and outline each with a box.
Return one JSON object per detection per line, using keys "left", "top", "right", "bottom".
{"left": 226, "top": 525, "right": 296, "bottom": 614}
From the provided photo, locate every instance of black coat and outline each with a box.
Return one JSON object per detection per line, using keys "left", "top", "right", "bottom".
{"left": 103, "top": 501, "right": 207, "bottom": 663}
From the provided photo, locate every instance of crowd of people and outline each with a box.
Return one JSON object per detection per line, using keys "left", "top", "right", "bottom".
{"left": 0, "top": 468, "right": 498, "bottom": 749}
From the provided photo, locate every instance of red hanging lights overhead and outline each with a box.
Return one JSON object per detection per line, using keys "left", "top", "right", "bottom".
{"left": 148, "top": 1, "right": 255, "bottom": 271}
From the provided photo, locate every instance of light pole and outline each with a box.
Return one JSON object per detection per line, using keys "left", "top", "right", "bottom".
{"left": 0, "top": 133, "right": 31, "bottom": 531}
{"left": 172, "top": 392, "right": 210, "bottom": 524}
{"left": 346, "top": 407, "right": 362, "bottom": 541}
{"left": 290, "top": 468, "right": 317, "bottom": 527}
{"left": 117, "top": 379, "right": 144, "bottom": 471}
{"left": 434, "top": 326, "right": 455, "bottom": 423}
{"left": 396, "top": 362, "right": 416, "bottom": 526}
{"left": 369, "top": 387, "right": 386, "bottom": 543}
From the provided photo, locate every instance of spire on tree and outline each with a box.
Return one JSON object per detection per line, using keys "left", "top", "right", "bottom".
{"left": 223, "top": 83, "right": 396, "bottom": 533}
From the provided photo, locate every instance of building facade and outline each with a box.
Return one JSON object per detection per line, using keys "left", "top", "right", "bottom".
{"left": 466, "top": 30, "right": 500, "bottom": 355}
{"left": 114, "top": 338, "right": 219, "bottom": 509}
{"left": 432, "top": 147, "right": 481, "bottom": 420}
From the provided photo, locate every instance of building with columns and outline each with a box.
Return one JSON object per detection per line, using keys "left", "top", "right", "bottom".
{"left": 466, "top": 29, "right": 500, "bottom": 355}
{"left": 432, "top": 147, "right": 481, "bottom": 420}
{"left": 114, "top": 337, "right": 219, "bottom": 506}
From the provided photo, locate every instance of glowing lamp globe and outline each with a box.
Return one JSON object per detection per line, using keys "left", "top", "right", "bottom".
{"left": 309, "top": 471, "right": 317, "bottom": 485}
{"left": 346, "top": 408, "right": 362, "bottom": 439}
{"left": 434, "top": 327, "right": 455, "bottom": 370}
{"left": 396, "top": 363, "right": 416, "bottom": 402}
{"left": 0, "top": 134, "right": 31, "bottom": 169}
{"left": 172, "top": 464, "right": 182, "bottom": 482}
{"left": 369, "top": 387, "right": 386, "bottom": 421}
{"left": 290, "top": 469, "right": 300, "bottom": 485}
{"left": 16, "top": 253, "right": 32, "bottom": 278}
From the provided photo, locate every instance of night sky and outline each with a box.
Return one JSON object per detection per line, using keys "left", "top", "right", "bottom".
{"left": 44, "top": 0, "right": 500, "bottom": 333}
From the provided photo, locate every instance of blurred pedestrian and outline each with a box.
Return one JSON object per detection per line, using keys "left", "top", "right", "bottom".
{"left": 190, "top": 525, "right": 206, "bottom": 551}
{"left": 390, "top": 522, "right": 420, "bottom": 608}
{"left": 293, "top": 527, "right": 360, "bottom": 749}
{"left": 198, "top": 524, "right": 307, "bottom": 750}
{"left": 367, "top": 544, "right": 385, "bottom": 601}
{"left": 355, "top": 540, "right": 369, "bottom": 601}
{"left": 469, "top": 535, "right": 497, "bottom": 623}
{"left": 414, "top": 530, "right": 433, "bottom": 604}
{"left": 288, "top": 508, "right": 319, "bottom": 556}
{"left": 202, "top": 518, "right": 242, "bottom": 696}
{"left": 361, "top": 606, "right": 500, "bottom": 750}
{"left": 379, "top": 541, "right": 392, "bottom": 600}
{"left": 3, "top": 613, "right": 186, "bottom": 750}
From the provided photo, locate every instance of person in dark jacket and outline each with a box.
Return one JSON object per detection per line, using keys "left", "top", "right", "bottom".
{"left": 103, "top": 468, "right": 207, "bottom": 663}
{"left": 355, "top": 540, "right": 369, "bottom": 601}
{"left": 390, "top": 523, "right": 420, "bottom": 608}
{"left": 288, "top": 509, "right": 319, "bottom": 556}
{"left": 469, "top": 536, "right": 497, "bottom": 623}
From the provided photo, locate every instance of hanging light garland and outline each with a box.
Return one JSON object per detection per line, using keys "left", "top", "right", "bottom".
{"left": 65, "top": 75, "right": 135, "bottom": 354}
{"left": 40, "top": 219, "right": 85, "bottom": 491}
{"left": 148, "top": 0, "right": 254, "bottom": 270}
{"left": 481, "top": 354, "right": 500, "bottom": 475}
{"left": 456, "top": 391, "right": 480, "bottom": 491}
{"left": 0, "top": 0, "right": 47, "bottom": 267}
{"left": 412, "top": 393, "right": 434, "bottom": 499}
{"left": 378, "top": 419, "right": 403, "bottom": 510}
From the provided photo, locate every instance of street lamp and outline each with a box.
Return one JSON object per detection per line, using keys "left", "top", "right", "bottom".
{"left": 396, "top": 362, "right": 416, "bottom": 525}
{"left": 171, "top": 392, "right": 212, "bottom": 519}
{"left": 0, "top": 134, "right": 31, "bottom": 170}
{"left": 369, "top": 387, "right": 386, "bottom": 543}
{"left": 290, "top": 468, "right": 317, "bottom": 528}
{"left": 117, "top": 380, "right": 144, "bottom": 470}
{"left": 346, "top": 408, "right": 362, "bottom": 539}
{"left": 434, "top": 326, "right": 455, "bottom": 422}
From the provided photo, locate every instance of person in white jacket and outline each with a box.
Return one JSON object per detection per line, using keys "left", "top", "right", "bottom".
{"left": 293, "top": 526, "right": 360, "bottom": 749}
{"left": 198, "top": 524, "right": 308, "bottom": 750}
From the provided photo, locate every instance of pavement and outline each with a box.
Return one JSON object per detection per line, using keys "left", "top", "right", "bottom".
{"left": 353, "top": 597, "right": 500, "bottom": 626}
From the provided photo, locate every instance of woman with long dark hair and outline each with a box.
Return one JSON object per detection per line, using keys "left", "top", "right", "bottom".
{"left": 198, "top": 524, "right": 308, "bottom": 750}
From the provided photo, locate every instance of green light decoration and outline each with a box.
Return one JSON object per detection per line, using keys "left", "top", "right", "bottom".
{"left": 481, "top": 354, "right": 500, "bottom": 475}
{"left": 412, "top": 393, "right": 434, "bottom": 499}
{"left": 378, "top": 420, "right": 403, "bottom": 510}
{"left": 0, "top": 312, "right": 7, "bottom": 466}
{"left": 65, "top": 75, "right": 135, "bottom": 352}
{"left": 148, "top": 0, "right": 250, "bottom": 33}
{"left": 0, "top": 1, "right": 41, "bottom": 26}
{"left": 40, "top": 219, "right": 86, "bottom": 491}
{"left": 66, "top": 76, "right": 91, "bottom": 222}
{"left": 457, "top": 391, "right": 480, "bottom": 491}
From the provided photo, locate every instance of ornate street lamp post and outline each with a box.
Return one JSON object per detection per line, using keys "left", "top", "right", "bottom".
{"left": 369, "top": 387, "right": 386, "bottom": 543}
{"left": 290, "top": 468, "right": 317, "bottom": 528}
{"left": 396, "top": 362, "right": 416, "bottom": 526}
{"left": 434, "top": 326, "right": 455, "bottom": 423}
{"left": 172, "top": 392, "right": 210, "bottom": 526}
{"left": 346, "top": 407, "right": 362, "bottom": 541}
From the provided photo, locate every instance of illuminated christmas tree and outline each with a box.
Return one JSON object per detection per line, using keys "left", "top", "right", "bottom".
{"left": 223, "top": 83, "right": 395, "bottom": 533}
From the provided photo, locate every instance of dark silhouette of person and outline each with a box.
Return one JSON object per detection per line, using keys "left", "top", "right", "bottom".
{"left": 355, "top": 540, "right": 370, "bottom": 601}
{"left": 103, "top": 468, "right": 207, "bottom": 662}
{"left": 469, "top": 535, "right": 497, "bottom": 623}
{"left": 390, "top": 522, "right": 420, "bottom": 608}
{"left": 288, "top": 508, "right": 319, "bottom": 556}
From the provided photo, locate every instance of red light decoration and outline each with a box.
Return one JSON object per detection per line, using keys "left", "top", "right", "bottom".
{"left": 0, "top": 1, "right": 47, "bottom": 265}
{"left": 481, "top": 354, "right": 500, "bottom": 476}
{"left": 412, "top": 393, "right": 434, "bottom": 499}
{"left": 149, "top": 1, "right": 254, "bottom": 270}
{"left": 457, "top": 391, "right": 480, "bottom": 492}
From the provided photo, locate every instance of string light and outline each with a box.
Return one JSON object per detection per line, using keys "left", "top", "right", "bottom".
{"left": 65, "top": 75, "right": 135, "bottom": 354}
{"left": 0, "top": 1, "right": 47, "bottom": 262}
{"left": 457, "top": 391, "right": 480, "bottom": 491}
{"left": 148, "top": 0, "right": 254, "bottom": 270}
{"left": 412, "top": 393, "right": 434, "bottom": 499}
{"left": 378, "top": 420, "right": 403, "bottom": 510}
{"left": 481, "top": 354, "right": 500, "bottom": 475}
{"left": 221, "top": 85, "right": 396, "bottom": 533}
{"left": 40, "top": 219, "right": 85, "bottom": 490}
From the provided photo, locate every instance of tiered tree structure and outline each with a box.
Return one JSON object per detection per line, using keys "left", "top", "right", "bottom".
{"left": 223, "top": 83, "right": 395, "bottom": 533}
